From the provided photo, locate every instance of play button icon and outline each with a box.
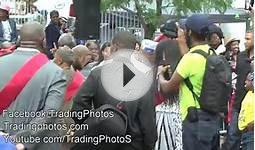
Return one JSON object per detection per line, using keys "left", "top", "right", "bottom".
{"left": 101, "top": 49, "right": 154, "bottom": 102}
{"left": 123, "top": 64, "right": 135, "bottom": 87}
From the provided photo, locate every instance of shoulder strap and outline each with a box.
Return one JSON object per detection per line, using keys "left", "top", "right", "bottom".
{"left": 184, "top": 48, "right": 216, "bottom": 106}
{"left": 185, "top": 48, "right": 209, "bottom": 105}
{"left": 191, "top": 48, "right": 216, "bottom": 58}
{"left": 65, "top": 71, "right": 85, "bottom": 102}
{"left": 0, "top": 53, "right": 49, "bottom": 114}
{"left": 184, "top": 78, "right": 199, "bottom": 105}
{"left": 191, "top": 49, "right": 209, "bottom": 58}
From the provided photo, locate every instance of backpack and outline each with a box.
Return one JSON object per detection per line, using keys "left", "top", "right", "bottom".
{"left": 184, "top": 49, "right": 232, "bottom": 114}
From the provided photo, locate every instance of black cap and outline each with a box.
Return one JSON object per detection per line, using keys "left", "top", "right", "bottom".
{"left": 185, "top": 14, "right": 212, "bottom": 36}
{"left": 160, "top": 20, "right": 177, "bottom": 38}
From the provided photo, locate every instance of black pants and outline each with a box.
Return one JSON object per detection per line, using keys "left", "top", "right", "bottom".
{"left": 221, "top": 109, "right": 241, "bottom": 150}
{"left": 182, "top": 110, "right": 221, "bottom": 150}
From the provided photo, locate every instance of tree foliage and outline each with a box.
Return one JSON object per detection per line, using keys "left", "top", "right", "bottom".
{"left": 101, "top": 0, "right": 233, "bottom": 38}
{"left": 173, "top": 0, "right": 232, "bottom": 16}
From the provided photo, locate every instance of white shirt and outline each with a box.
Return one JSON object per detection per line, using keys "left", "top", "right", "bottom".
{"left": 16, "top": 47, "right": 40, "bottom": 53}
{"left": 215, "top": 44, "right": 226, "bottom": 55}
{"left": 2, "top": 20, "right": 12, "bottom": 42}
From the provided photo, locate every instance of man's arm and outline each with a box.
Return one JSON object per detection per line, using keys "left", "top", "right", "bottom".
{"left": 247, "top": 121, "right": 254, "bottom": 131}
{"left": 42, "top": 70, "right": 67, "bottom": 111}
{"left": 177, "top": 25, "right": 189, "bottom": 56}
{"left": 45, "top": 25, "right": 54, "bottom": 49}
{"left": 235, "top": 53, "right": 250, "bottom": 109}
{"left": 16, "top": 69, "right": 67, "bottom": 140}
{"left": 0, "top": 23, "right": 5, "bottom": 43}
{"left": 10, "top": 19, "right": 17, "bottom": 43}
{"left": 159, "top": 51, "right": 193, "bottom": 95}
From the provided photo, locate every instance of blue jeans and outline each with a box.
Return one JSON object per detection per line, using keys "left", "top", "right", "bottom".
{"left": 222, "top": 109, "right": 241, "bottom": 150}
{"left": 241, "top": 131, "right": 254, "bottom": 150}
{"left": 182, "top": 110, "right": 221, "bottom": 150}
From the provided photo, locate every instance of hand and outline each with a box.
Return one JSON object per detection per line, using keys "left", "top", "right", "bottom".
{"left": 247, "top": 121, "right": 254, "bottom": 131}
{"left": 157, "top": 65, "right": 170, "bottom": 77}
{"left": 177, "top": 24, "right": 186, "bottom": 43}
{"left": 16, "top": 143, "right": 25, "bottom": 150}
{"left": 218, "top": 112, "right": 225, "bottom": 118}
{"left": 176, "top": 24, "right": 189, "bottom": 55}
{"left": 50, "top": 48, "right": 57, "bottom": 53}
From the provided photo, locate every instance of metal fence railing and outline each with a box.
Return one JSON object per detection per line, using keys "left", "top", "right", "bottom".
{"left": 100, "top": 11, "right": 144, "bottom": 43}
{"left": 10, "top": 13, "right": 47, "bottom": 30}
{"left": 9, "top": 10, "right": 144, "bottom": 43}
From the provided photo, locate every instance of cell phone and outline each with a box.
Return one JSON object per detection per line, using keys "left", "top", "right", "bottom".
{"left": 162, "top": 51, "right": 171, "bottom": 80}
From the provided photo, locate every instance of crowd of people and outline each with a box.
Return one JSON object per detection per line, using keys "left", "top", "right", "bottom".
{"left": 0, "top": 3, "right": 254, "bottom": 150}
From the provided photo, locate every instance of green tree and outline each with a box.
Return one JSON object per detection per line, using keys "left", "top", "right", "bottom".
{"left": 101, "top": 0, "right": 233, "bottom": 39}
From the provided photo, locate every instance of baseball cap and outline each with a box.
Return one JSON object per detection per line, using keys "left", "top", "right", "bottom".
{"left": 0, "top": 4, "right": 10, "bottom": 13}
{"left": 160, "top": 20, "right": 177, "bottom": 38}
{"left": 185, "top": 14, "right": 212, "bottom": 36}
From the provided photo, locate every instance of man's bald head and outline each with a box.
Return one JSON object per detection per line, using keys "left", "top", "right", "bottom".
{"left": 58, "top": 33, "right": 76, "bottom": 49}
{"left": 54, "top": 46, "right": 74, "bottom": 66}
{"left": 72, "top": 45, "right": 91, "bottom": 56}
{"left": 72, "top": 45, "right": 92, "bottom": 70}
{"left": 20, "top": 22, "right": 45, "bottom": 42}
